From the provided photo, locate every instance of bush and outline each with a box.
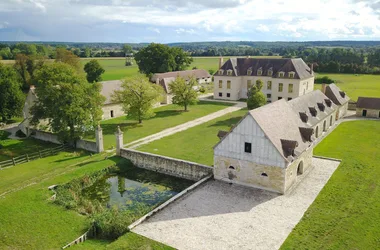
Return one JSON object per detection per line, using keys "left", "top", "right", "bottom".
{"left": 199, "top": 86, "right": 206, "bottom": 93}
{"left": 0, "top": 130, "right": 11, "bottom": 140}
{"left": 15, "top": 129, "right": 26, "bottom": 138}
{"left": 125, "top": 61, "right": 133, "bottom": 66}
{"left": 315, "top": 76, "right": 335, "bottom": 84}
{"left": 92, "top": 208, "right": 133, "bottom": 240}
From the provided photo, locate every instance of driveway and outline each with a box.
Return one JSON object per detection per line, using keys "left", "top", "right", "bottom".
{"left": 133, "top": 157, "right": 340, "bottom": 250}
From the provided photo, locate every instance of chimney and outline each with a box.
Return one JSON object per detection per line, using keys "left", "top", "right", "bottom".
{"left": 219, "top": 57, "right": 224, "bottom": 69}
{"left": 310, "top": 63, "right": 314, "bottom": 73}
{"left": 321, "top": 83, "right": 326, "bottom": 94}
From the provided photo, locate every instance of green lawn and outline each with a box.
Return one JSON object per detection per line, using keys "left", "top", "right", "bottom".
{"left": 0, "top": 151, "right": 172, "bottom": 249}
{"left": 0, "top": 130, "right": 57, "bottom": 161}
{"left": 281, "top": 120, "right": 380, "bottom": 249}
{"left": 137, "top": 109, "right": 247, "bottom": 165}
{"left": 315, "top": 73, "right": 380, "bottom": 101}
{"left": 86, "top": 101, "right": 234, "bottom": 150}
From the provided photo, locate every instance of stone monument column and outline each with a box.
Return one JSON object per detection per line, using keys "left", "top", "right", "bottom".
{"left": 95, "top": 124, "right": 104, "bottom": 153}
{"left": 115, "top": 126, "right": 124, "bottom": 156}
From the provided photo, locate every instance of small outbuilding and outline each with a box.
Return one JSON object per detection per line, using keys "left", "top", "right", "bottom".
{"left": 356, "top": 97, "right": 380, "bottom": 118}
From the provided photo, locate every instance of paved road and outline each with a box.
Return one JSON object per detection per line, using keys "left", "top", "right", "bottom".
{"left": 125, "top": 102, "right": 246, "bottom": 149}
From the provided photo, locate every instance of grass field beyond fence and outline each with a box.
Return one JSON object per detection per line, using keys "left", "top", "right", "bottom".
{"left": 281, "top": 120, "right": 380, "bottom": 249}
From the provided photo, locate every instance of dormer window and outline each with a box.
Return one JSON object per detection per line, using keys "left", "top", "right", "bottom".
{"left": 257, "top": 67, "right": 262, "bottom": 76}
{"left": 267, "top": 68, "right": 273, "bottom": 76}
{"left": 309, "top": 107, "right": 317, "bottom": 117}
{"left": 218, "top": 69, "right": 224, "bottom": 75}
{"left": 325, "top": 99, "right": 332, "bottom": 107}
{"left": 227, "top": 69, "right": 233, "bottom": 76}
{"left": 317, "top": 102, "right": 325, "bottom": 112}
{"left": 299, "top": 112, "right": 308, "bottom": 123}
{"left": 278, "top": 71, "right": 285, "bottom": 78}
{"left": 339, "top": 91, "right": 346, "bottom": 98}
{"left": 247, "top": 67, "right": 252, "bottom": 76}
{"left": 288, "top": 72, "right": 295, "bottom": 78}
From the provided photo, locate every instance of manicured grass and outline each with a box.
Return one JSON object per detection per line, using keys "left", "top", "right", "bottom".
{"left": 0, "top": 152, "right": 171, "bottom": 249}
{"left": 86, "top": 101, "right": 234, "bottom": 150}
{"left": 75, "top": 233, "right": 174, "bottom": 249}
{"left": 315, "top": 73, "right": 380, "bottom": 101}
{"left": 281, "top": 120, "right": 380, "bottom": 249}
{"left": 0, "top": 130, "right": 57, "bottom": 161}
{"left": 137, "top": 109, "right": 247, "bottom": 165}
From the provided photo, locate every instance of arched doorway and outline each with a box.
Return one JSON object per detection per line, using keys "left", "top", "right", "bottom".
{"left": 315, "top": 126, "right": 319, "bottom": 138}
{"left": 323, "top": 120, "right": 327, "bottom": 131}
{"left": 297, "top": 161, "right": 304, "bottom": 175}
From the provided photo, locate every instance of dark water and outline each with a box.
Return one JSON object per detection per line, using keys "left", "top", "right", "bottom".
{"left": 82, "top": 168, "right": 194, "bottom": 211}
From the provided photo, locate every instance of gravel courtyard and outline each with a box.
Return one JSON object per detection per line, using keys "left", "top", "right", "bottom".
{"left": 133, "top": 157, "right": 340, "bottom": 250}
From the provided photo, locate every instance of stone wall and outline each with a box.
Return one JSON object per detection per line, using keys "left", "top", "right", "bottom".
{"left": 102, "top": 103, "right": 125, "bottom": 120}
{"left": 31, "top": 129, "right": 61, "bottom": 144}
{"left": 348, "top": 101, "right": 357, "bottom": 110}
{"left": 356, "top": 108, "right": 380, "bottom": 118}
{"left": 120, "top": 148, "right": 213, "bottom": 181}
{"left": 76, "top": 139, "right": 98, "bottom": 153}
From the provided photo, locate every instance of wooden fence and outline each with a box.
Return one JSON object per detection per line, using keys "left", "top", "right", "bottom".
{"left": 0, "top": 144, "right": 70, "bottom": 169}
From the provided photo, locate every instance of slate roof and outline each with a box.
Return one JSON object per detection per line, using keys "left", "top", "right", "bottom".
{"left": 158, "top": 77, "right": 176, "bottom": 93}
{"left": 150, "top": 69, "right": 211, "bottom": 83}
{"left": 215, "top": 58, "right": 313, "bottom": 80}
{"left": 357, "top": 97, "right": 380, "bottom": 110}
{"left": 288, "top": 90, "right": 338, "bottom": 127}
{"left": 248, "top": 99, "right": 311, "bottom": 162}
{"left": 100, "top": 80, "right": 123, "bottom": 105}
{"left": 324, "top": 84, "right": 350, "bottom": 105}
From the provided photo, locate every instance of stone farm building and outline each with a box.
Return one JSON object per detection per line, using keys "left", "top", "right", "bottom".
{"left": 323, "top": 83, "right": 350, "bottom": 119}
{"left": 213, "top": 85, "right": 349, "bottom": 194}
{"left": 356, "top": 97, "right": 380, "bottom": 118}
{"left": 214, "top": 58, "right": 315, "bottom": 101}
{"left": 19, "top": 81, "right": 124, "bottom": 135}
{"left": 150, "top": 69, "right": 211, "bottom": 104}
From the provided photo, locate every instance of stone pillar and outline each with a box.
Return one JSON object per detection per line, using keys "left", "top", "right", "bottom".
{"left": 321, "top": 83, "right": 326, "bottom": 94}
{"left": 95, "top": 125, "right": 104, "bottom": 153}
{"left": 115, "top": 126, "right": 124, "bottom": 156}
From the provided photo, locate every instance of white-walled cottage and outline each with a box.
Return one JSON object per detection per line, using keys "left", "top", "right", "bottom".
{"left": 214, "top": 58, "right": 314, "bottom": 101}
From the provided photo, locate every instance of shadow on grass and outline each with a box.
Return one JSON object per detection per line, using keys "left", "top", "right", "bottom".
{"left": 208, "top": 116, "right": 244, "bottom": 128}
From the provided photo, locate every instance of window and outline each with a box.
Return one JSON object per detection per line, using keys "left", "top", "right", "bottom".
{"left": 257, "top": 68, "right": 262, "bottom": 76}
{"left": 218, "top": 69, "right": 224, "bottom": 75}
{"left": 267, "top": 81, "right": 272, "bottom": 90}
{"left": 278, "top": 71, "right": 285, "bottom": 77}
{"left": 227, "top": 93, "right": 230, "bottom": 97}
{"left": 227, "top": 69, "right": 233, "bottom": 76}
{"left": 278, "top": 83, "right": 283, "bottom": 92}
{"left": 247, "top": 80, "right": 252, "bottom": 89}
{"left": 227, "top": 81, "right": 231, "bottom": 89}
{"left": 288, "top": 84, "right": 293, "bottom": 93}
{"left": 278, "top": 97, "right": 282, "bottom": 100}
{"left": 219, "top": 92, "right": 222, "bottom": 97}
{"left": 288, "top": 97, "right": 292, "bottom": 101}
{"left": 244, "top": 142, "right": 252, "bottom": 153}
{"left": 247, "top": 68, "right": 252, "bottom": 75}
{"left": 289, "top": 72, "right": 295, "bottom": 78}
{"left": 267, "top": 94, "right": 271, "bottom": 98}
{"left": 268, "top": 69, "right": 273, "bottom": 76}
{"left": 261, "top": 173, "right": 268, "bottom": 177}
{"left": 219, "top": 80, "right": 222, "bottom": 88}
{"left": 110, "top": 110, "right": 114, "bottom": 118}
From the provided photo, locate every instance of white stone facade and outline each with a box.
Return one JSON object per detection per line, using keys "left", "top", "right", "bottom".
{"left": 214, "top": 75, "right": 314, "bottom": 102}
{"left": 101, "top": 103, "right": 125, "bottom": 120}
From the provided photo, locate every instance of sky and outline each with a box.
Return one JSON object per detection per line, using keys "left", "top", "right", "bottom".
{"left": 0, "top": 0, "right": 380, "bottom": 43}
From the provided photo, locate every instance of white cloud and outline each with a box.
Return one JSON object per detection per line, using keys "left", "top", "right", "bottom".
{"left": 147, "top": 27, "right": 160, "bottom": 34}
{"left": 256, "top": 24, "right": 270, "bottom": 32}
{"left": 175, "top": 28, "right": 197, "bottom": 34}
{"left": 0, "top": 22, "right": 9, "bottom": 29}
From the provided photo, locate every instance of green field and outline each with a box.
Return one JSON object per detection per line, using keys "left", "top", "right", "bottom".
{"left": 137, "top": 109, "right": 247, "bottom": 165}
{"left": 86, "top": 101, "right": 233, "bottom": 150}
{"left": 0, "top": 130, "right": 56, "bottom": 161}
{"left": 0, "top": 149, "right": 172, "bottom": 249}
{"left": 315, "top": 73, "right": 380, "bottom": 101}
{"left": 281, "top": 120, "right": 380, "bottom": 249}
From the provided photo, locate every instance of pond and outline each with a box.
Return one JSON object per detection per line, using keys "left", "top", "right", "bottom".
{"left": 82, "top": 165, "right": 194, "bottom": 212}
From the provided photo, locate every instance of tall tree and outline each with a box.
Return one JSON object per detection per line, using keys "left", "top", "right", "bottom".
{"left": 84, "top": 59, "right": 105, "bottom": 83}
{"left": 55, "top": 48, "right": 82, "bottom": 72}
{"left": 31, "top": 63, "right": 105, "bottom": 144}
{"left": 14, "top": 54, "right": 45, "bottom": 90}
{"left": 247, "top": 79, "right": 266, "bottom": 110}
{"left": 134, "top": 43, "right": 193, "bottom": 76}
{"left": 169, "top": 76, "right": 199, "bottom": 111}
{"left": 122, "top": 44, "right": 133, "bottom": 56}
{"left": 112, "top": 75, "right": 163, "bottom": 124}
{"left": 0, "top": 63, "right": 24, "bottom": 122}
